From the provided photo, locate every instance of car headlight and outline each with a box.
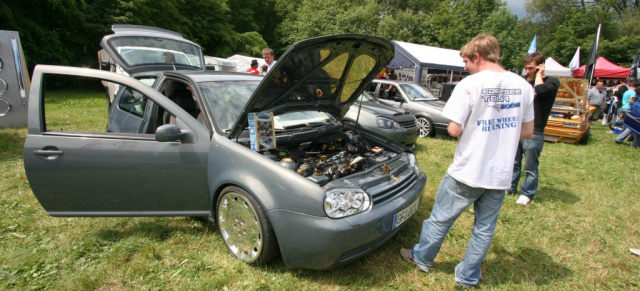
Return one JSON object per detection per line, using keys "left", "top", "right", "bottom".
{"left": 407, "top": 153, "right": 423, "bottom": 177}
{"left": 563, "top": 122, "right": 580, "bottom": 128}
{"left": 324, "top": 188, "right": 371, "bottom": 218}
{"left": 376, "top": 117, "right": 402, "bottom": 129}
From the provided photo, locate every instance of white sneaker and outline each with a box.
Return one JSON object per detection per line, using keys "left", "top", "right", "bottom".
{"left": 515, "top": 195, "right": 531, "bottom": 206}
{"left": 631, "top": 248, "right": 640, "bottom": 256}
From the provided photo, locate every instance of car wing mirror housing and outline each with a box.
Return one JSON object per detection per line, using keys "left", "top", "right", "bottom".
{"left": 155, "top": 124, "right": 188, "bottom": 142}
{"left": 395, "top": 96, "right": 405, "bottom": 103}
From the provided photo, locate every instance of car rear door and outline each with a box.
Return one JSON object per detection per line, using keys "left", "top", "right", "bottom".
{"left": 23, "top": 65, "right": 211, "bottom": 216}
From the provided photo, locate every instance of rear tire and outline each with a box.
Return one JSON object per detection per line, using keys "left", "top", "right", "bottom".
{"left": 216, "top": 186, "right": 279, "bottom": 265}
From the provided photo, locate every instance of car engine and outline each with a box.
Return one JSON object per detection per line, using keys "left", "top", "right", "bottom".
{"left": 261, "top": 128, "right": 398, "bottom": 186}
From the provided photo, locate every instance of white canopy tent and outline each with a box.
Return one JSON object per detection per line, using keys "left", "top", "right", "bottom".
{"left": 544, "top": 57, "right": 573, "bottom": 77}
{"left": 387, "top": 40, "right": 466, "bottom": 86}
{"left": 226, "top": 54, "right": 266, "bottom": 73}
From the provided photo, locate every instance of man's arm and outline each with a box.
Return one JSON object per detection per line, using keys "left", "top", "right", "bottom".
{"left": 520, "top": 120, "right": 534, "bottom": 140}
{"left": 447, "top": 121, "right": 463, "bottom": 137}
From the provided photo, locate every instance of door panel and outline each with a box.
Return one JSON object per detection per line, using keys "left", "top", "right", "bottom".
{"left": 24, "top": 65, "right": 211, "bottom": 216}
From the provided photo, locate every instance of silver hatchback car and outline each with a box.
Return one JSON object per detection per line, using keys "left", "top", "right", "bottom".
{"left": 366, "top": 79, "right": 450, "bottom": 137}
{"left": 23, "top": 26, "right": 426, "bottom": 270}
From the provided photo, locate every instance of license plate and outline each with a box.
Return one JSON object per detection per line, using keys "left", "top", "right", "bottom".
{"left": 392, "top": 198, "right": 420, "bottom": 229}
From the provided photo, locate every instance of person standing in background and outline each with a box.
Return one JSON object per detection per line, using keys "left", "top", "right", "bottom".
{"left": 262, "top": 48, "right": 277, "bottom": 72}
{"left": 509, "top": 52, "right": 560, "bottom": 206}
{"left": 246, "top": 59, "right": 260, "bottom": 75}
{"left": 587, "top": 80, "right": 606, "bottom": 122}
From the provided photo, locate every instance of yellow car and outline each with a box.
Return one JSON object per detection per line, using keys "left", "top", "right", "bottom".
{"left": 544, "top": 78, "right": 591, "bottom": 144}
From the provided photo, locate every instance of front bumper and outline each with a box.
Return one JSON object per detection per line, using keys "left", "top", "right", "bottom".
{"left": 268, "top": 171, "right": 426, "bottom": 270}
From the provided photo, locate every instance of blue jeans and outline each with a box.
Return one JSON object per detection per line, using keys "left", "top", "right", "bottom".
{"left": 412, "top": 174, "right": 505, "bottom": 287}
{"left": 616, "top": 128, "right": 640, "bottom": 147}
{"left": 511, "top": 132, "right": 545, "bottom": 198}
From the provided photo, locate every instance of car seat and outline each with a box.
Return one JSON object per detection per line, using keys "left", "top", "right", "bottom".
{"left": 168, "top": 87, "right": 200, "bottom": 125}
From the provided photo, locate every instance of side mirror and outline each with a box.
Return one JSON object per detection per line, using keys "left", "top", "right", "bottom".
{"left": 155, "top": 124, "right": 187, "bottom": 142}
{"left": 395, "top": 96, "right": 405, "bottom": 103}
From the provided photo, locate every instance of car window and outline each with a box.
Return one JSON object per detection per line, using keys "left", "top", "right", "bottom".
{"left": 117, "top": 86, "right": 147, "bottom": 118}
{"left": 198, "top": 80, "right": 259, "bottom": 132}
{"left": 357, "top": 91, "right": 375, "bottom": 102}
{"left": 399, "top": 83, "right": 438, "bottom": 101}
{"left": 108, "top": 37, "right": 202, "bottom": 69}
{"left": 42, "top": 74, "right": 165, "bottom": 135}
{"left": 365, "top": 82, "right": 377, "bottom": 94}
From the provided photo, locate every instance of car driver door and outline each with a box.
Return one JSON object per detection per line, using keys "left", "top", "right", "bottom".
{"left": 23, "top": 65, "right": 211, "bottom": 216}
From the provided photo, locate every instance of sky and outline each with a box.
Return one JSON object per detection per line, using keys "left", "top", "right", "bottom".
{"left": 504, "top": 0, "right": 527, "bottom": 19}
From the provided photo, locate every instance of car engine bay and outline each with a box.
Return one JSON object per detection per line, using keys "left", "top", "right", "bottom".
{"left": 257, "top": 127, "right": 401, "bottom": 186}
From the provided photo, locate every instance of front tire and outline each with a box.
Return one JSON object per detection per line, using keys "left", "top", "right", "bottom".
{"left": 217, "top": 186, "right": 278, "bottom": 265}
{"left": 417, "top": 117, "right": 433, "bottom": 137}
{"left": 579, "top": 128, "right": 590, "bottom": 145}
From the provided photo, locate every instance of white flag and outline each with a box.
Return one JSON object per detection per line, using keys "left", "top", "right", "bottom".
{"left": 569, "top": 46, "right": 580, "bottom": 71}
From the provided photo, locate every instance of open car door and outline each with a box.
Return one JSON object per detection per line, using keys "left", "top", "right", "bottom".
{"left": 23, "top": 65, "right": 211, "bottom": 216}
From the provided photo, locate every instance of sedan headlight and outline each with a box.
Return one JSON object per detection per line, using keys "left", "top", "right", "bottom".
{"left": 407, "top": 153, "right": 423, "bottom": 177}
{"left": 376, "top": 117, "right": 402, "bottom": 129}
{"left": 324, "top": 188, "right": 371, "bottom": 218}
{"left": 563, "top": 122, "right": 580, "bottom": 128}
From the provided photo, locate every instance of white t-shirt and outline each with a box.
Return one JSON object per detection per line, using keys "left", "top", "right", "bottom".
{"left": 267, "top": 61, "right": 277, "bottom": 72}
{"left": 442, "top": 70, "right": 534, "bottom": 189}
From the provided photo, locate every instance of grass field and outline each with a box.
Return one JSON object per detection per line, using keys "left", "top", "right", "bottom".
{"left": 1, "top": 91, "right": 639, "bottom": 290}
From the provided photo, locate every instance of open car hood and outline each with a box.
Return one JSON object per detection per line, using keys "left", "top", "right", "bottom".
{"left": 229, "top": 34, "right": 394, "bottom": 138}
{"left": 100, "top": 25, "right": 204, "bottom": 75}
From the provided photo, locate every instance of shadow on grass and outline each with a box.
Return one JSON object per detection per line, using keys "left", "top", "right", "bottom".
{"left": 93, "top": 218, "right": 216, "bottom": 243}
{"left": 433, "top": 246, "right": 572, "bottom": 287}
{"left": 535, "top": 186, "right": 580, "bottom": 205}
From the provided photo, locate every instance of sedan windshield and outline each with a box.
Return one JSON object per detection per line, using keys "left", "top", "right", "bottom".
{"left": 199, "top": 80, "right": 260, "bottom": 132}
{"left": 399, "top": 83, "right": 438, "bottom": 101}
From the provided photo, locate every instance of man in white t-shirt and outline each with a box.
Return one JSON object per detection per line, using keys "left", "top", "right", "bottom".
{"left": 400, "top": 34, "right": 535, "bottom": 288}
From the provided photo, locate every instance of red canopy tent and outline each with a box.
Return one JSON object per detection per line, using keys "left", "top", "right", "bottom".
{"left": 572, "top": 57, "right": 630, "bottom": 79}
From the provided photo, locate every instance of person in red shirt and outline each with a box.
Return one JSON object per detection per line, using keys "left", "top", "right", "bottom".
{"left": 246, "top": 59, "right": 260, "bottom": 75}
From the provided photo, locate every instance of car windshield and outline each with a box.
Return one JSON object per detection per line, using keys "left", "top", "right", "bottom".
{"left": 399, "top": 83, "right": 438, "bottom": 101}
{"left": 199, "top": 80, "right": 260, "bottom": 132}
{"left": 108, "top": 37, "right": 203, "bottom": 69}
{"left": 356, "top": 91, "right": 375, "bottom": 102}
{"left": 274, "top": 111, "right": 334, "bottom": 130}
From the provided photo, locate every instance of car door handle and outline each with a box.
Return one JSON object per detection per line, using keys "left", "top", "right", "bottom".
{"left": 33, "top": 149, "right": 64, "bottom": 156}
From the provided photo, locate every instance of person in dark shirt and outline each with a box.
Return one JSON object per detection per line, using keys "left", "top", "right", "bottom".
{"left": 510, "top": 52, "right": 560, "bottom": 206}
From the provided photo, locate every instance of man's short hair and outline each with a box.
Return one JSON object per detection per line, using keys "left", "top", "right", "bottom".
{"left": 523, "top": 52, "right": 545, "bottom": 66}
{"left": 596, "top": 80, "right": 604, "bottom": 84}
{"left": 459, "top": 34, "right": 500, "bottom": 63}
{"left": 262, "top": 48, "right": 274, "bottom": 56}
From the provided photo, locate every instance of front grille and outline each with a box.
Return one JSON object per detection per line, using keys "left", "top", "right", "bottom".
{"left": 399, "top": 120, "right": 417, "bottom": 129}
{"left": 366, "top": 165, "right": 418, "bottom": 205}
